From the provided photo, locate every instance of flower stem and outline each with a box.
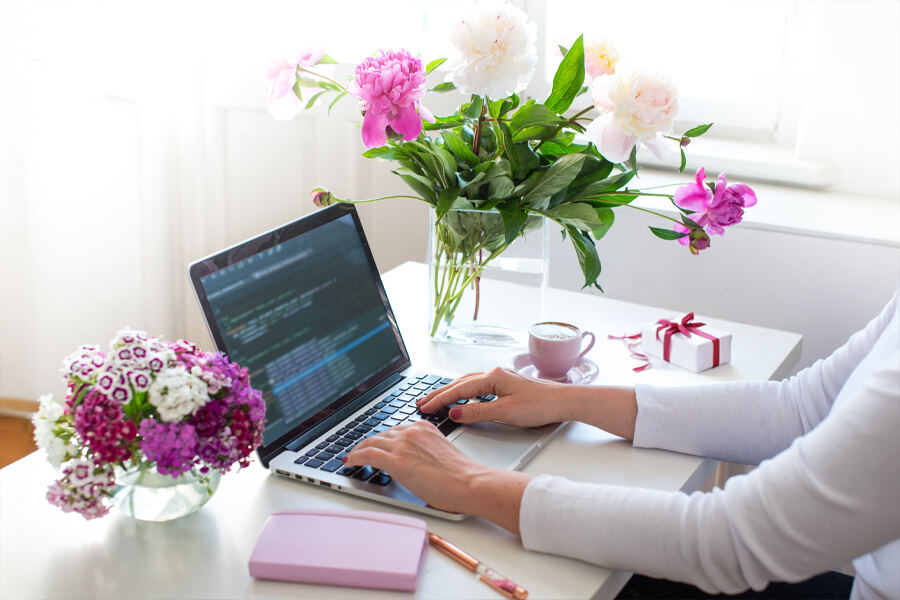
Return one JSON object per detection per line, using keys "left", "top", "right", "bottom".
{"left": 534, "top": 105, "right": 595, "bottom": 152}
{"left": 472, "top": 100, "right": 487, "bottom": 156}
{"left": 296, "top": 67, "right": 348, "bottom": 93}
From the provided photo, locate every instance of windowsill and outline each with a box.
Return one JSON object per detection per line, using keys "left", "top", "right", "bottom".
{"left": 631, "top": 169, "right": 900, "bottom": 249}
{"left": 637, "top": 137, "right": 832, "bottom": 189}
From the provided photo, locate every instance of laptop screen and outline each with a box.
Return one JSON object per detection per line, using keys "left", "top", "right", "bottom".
{"left": 190, "top": 206, "right": 408, "bottom": 451}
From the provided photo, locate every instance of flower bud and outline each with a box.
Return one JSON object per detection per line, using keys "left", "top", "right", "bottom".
{"left": 689, "top": 229, "right": 710, "bottom": 254}
{"left": 680, "top": 136, "right": 691, "bottom": 147}
{"left": 310, "top": 186, "right": 334, "bottom": 208}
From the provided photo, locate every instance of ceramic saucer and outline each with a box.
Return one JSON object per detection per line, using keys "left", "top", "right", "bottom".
{"left": 510, "top": 353, "right": 599, "bottom": 384}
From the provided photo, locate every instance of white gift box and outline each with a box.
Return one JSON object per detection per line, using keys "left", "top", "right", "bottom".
{"left": 640, "top": 317, "right": 732, "bottom": 373}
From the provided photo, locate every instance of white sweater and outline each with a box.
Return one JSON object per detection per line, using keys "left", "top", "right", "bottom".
{"left": 520, "top": 293, "right": 900, "bottom": 599}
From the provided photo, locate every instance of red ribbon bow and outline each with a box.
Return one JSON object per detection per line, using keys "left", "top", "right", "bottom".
{"left": 655, "top": 313, "right": 720, "bottom": 367}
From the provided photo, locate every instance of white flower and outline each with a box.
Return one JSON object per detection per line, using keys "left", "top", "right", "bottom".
{"left": 583, "top": 35, "right": 620, "bottom": 79}
{"left": 147, "top": 366, "right": 209, "bottom": 422}
{"left": 584, "top": 67, "right": 679, "bottom": 163}
{"left": 448, "top": 0, "right": 537, "bottom": 99}
{"left": 32, "top": 394, "right": 79, "bottom": 468}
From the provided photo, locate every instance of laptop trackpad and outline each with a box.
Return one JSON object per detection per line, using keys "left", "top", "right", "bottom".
{"left": 452, "top": 422, "right": 548, "bottom": 469}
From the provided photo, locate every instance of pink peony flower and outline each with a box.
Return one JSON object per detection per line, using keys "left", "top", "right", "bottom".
{"left": 264, "top": 50, "right": 325, "bottom": 120}
{"left": 673, "top": 167, "right": 757, "bottom": 251}
{"left": 351, "top": 49, "right": 434, "bottom": 148}
{"left": 585, "top": 68, "right": 678, "bottom": 163}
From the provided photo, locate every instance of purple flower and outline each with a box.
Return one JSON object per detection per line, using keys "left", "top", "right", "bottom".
{"left": 673, "top": 167, "right": 757, "bottom": 246}
{"left": 46, "top": 458, "right": 116, "bottom": 520}
{"left": 351, "top": 49, "right": 434, "bottom": 148}
{"left": 73, "top": 389, "right": 137, "bottom": 464}
{"left": 138, "top": 419, "right": 199, "bottom": 477}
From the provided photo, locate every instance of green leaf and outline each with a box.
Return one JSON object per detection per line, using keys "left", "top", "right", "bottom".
{"left": 545, "top": 34, "right": 585, "bottom": 114}
{"left": 565, "top": 225, "right": 602, "bottom": 288}
{"left": 511, "top": 125, "right": 559, "bottom": 143}
{"left": 395, "top": 171, "right": 437, "bottom": 203}
{"left": 681, "top": 214, "right": 703, "bottom": 230}
{"left": 509, "top": 102, "right": 563, "bottom": 133}
{"left": 425, "top": 57, "right": 447, "bottom": 75}
{"left": 679, "top": 147, "right": 687, "bottom": 173}
{"left": 316, "top": 54, "right": 339, "bottom": 65}
{"left": 430, "top": 81, "right": 457, "bottom": 93}
{"left": 546, "top": 203, "right": 604, "bottom": 231}
{"left": 558, "top": 44, "right": 569, "bottom": 57}
{"left": 522, "top": 154, "right": 586, "bottom": 209}
{"left": 436, "top": 185, "right": 461, "bottom": 220}
{"left": 362, "top": 146, "right": 399, "bottom": 160}
{"left": 488, "top": 176, "right": 515, "bottom": 199}
{"left": 423, "top": 116, "right": 467, "bottom": 131}
{"left": 431, "top": 143, "right": 457, "bottom": 180}
{"left": 649, "top": 226, "right": 688, "bottom": 240}
{"left": 441, "top": 131, "right": 479, "bottom": 166}
{"left": 592, "top": 208, "right": 615, "bottom": 239}
{"left": 305, "top": 90, "right": 326, "bottom": 109}
{"left": 513, "top": 143, "right": 539, "bottom": 177}
{"left": 498, "top": 122, "right": 520, "bottom": 174}
{"left": 316, "top": 81, "right": 342, "bottom": 91}
{"left": 498, "top": 200, "right": 527, "bottom": 244}
{"left": 295, "top": 77, "right": 320, "bottom": 89}
{"left": 570, "top": 170, "right": 635, "bottom": 201}
{"left": 538, "top": 141, "right": 588, "bottom": 156}
{"left": 463, "top": 95, "right": 484, "bottom": 119}
{"left": 683, "top": 123, "right": 713, "bottom": 137}
{"left": 586, "top": 193, "right": 637, "bottom": 208}
{"left": 328, "top": 90, "right": 348, "bottom": 114}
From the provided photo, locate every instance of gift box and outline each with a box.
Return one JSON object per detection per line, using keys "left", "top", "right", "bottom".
{"left": 640, "top": 313, "right": 731, "bottom": 372}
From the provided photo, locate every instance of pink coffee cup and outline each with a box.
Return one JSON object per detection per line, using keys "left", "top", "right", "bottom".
{"left": 528, "top": 322, "right": 595, "bottom": 380}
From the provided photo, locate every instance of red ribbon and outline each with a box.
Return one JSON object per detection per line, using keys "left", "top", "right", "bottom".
{"left": 655, "top": 313, "right": 720, "bottom": 367}
{"left": 608, "top": 333, "right": 651, "bottom": 372}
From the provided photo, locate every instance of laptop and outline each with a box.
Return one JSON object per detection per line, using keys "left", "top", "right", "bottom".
{"left": 188, "top": 204, "right": 562, "bottom": 520}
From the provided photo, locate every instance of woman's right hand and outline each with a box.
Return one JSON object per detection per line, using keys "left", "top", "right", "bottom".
{"left": 416, "top": 366, "right": 575, "bottom": 428}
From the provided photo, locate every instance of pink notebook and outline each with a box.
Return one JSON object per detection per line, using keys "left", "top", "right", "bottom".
{"left": 248, "top": 509, "right": 429, "bottom": 592}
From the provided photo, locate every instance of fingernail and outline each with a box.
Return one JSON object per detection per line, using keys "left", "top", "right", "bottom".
{"left": 449, "top": 406, "right": 462, "bottom": 420}
{"left": 416, "top": 397, "right": 427, "bottom": 405}
{"left": 341, "top": 455, "right": 347, "bottom": 463}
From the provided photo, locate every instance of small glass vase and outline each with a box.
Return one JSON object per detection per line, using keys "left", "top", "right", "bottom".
{"left": 428, "top": 208, "right": 549, "bottom": 345}
{"left": 111, "top": 461, "right": 221, "bottom": 522}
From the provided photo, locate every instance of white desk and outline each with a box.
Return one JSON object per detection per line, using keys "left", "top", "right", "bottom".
{"left": 0, "top": 261, "right": 802, "bottom": 600}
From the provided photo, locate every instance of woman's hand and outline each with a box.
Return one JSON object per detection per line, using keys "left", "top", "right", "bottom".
{"left": 343, "top": 421, "right": 533, "bottom": 533}
{"left": 418, "top": 367, "right": 639, "bottom": 440}
{"left": 416, "top": 366, "right": 573, "bottom": 428}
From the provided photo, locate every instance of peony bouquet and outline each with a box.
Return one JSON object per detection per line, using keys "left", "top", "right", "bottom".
{"left": 33, "top": 328, "right": 265, "bottom": 520}
{"left": 266, "top": 0, "right": 756, "bottom": 334}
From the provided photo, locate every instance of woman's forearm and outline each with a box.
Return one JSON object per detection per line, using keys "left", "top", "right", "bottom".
{"left": 556, "top": 385, "right": 638, "bottom": 440}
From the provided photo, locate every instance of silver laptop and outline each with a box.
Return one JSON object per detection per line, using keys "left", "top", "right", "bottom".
{"left": 188, "top": 204, "right": 561, "bottom": 520}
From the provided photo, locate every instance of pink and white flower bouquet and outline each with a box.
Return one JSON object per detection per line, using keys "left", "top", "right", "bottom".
{"left": 267, "top": 0, "right": 757, "bottom": 335}
{"left": 33, "top": 328, "right": 265, "bottom": 520}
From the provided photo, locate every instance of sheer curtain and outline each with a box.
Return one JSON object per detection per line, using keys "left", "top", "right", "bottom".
{"left": 0, "top": 0, "right": 445, "bottom": 402}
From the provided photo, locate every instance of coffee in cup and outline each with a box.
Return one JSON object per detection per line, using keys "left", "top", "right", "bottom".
{"left": 528, "top": 322, "right": 596, "bottom": 380}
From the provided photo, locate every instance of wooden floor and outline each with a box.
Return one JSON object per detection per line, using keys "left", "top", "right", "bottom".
{"left": 0, "top": 416, "right": 36, "bottom": 468}
{"left": 0, "top": 397, "right": 38, "bottom": 468}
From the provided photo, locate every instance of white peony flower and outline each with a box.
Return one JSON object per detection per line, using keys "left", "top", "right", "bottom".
{"left": 583, "top": 35, "right": 621, "bottom": 80}
{"left": 147, "top": 366, "right": 209, "bottom": 422}
{"left": 584, "top": 67, "right": 679, "bottom": 163}
{"left": 32, "top": 394, "right": 79, "bottom": 468}
{"left": 448, "top": 0, "right": 537, "bottom": 99}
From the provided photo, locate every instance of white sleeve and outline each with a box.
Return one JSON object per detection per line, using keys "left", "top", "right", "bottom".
{"left": 632, "top": 293, "right": 898, "bottom": 465}
{"left": 519, "top": 347, "right": 900, "bottom": 594}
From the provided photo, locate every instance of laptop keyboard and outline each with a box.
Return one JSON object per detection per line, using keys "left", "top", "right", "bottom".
{"left": 291, "top": 372, "right": 496, "bottom": 485}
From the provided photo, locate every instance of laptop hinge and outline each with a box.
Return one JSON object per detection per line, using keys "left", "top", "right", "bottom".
{"left": 282, "top": 373, "right": 406, "bottom": 454}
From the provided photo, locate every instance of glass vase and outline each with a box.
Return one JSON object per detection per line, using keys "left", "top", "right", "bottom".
{"left": 428, "top": 208, "right": 549, "bottom": 345}
{"left": 111, "top": 460, "right": 221, "bottom": 522}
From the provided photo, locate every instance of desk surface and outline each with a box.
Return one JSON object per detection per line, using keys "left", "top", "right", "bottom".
{"left": 0, "top": 262, "right": 802, "bottom": 600}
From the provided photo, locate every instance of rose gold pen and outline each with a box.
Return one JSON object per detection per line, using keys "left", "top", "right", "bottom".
{"left": 428, "top": 532, "right": 528, "bottom": 600}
